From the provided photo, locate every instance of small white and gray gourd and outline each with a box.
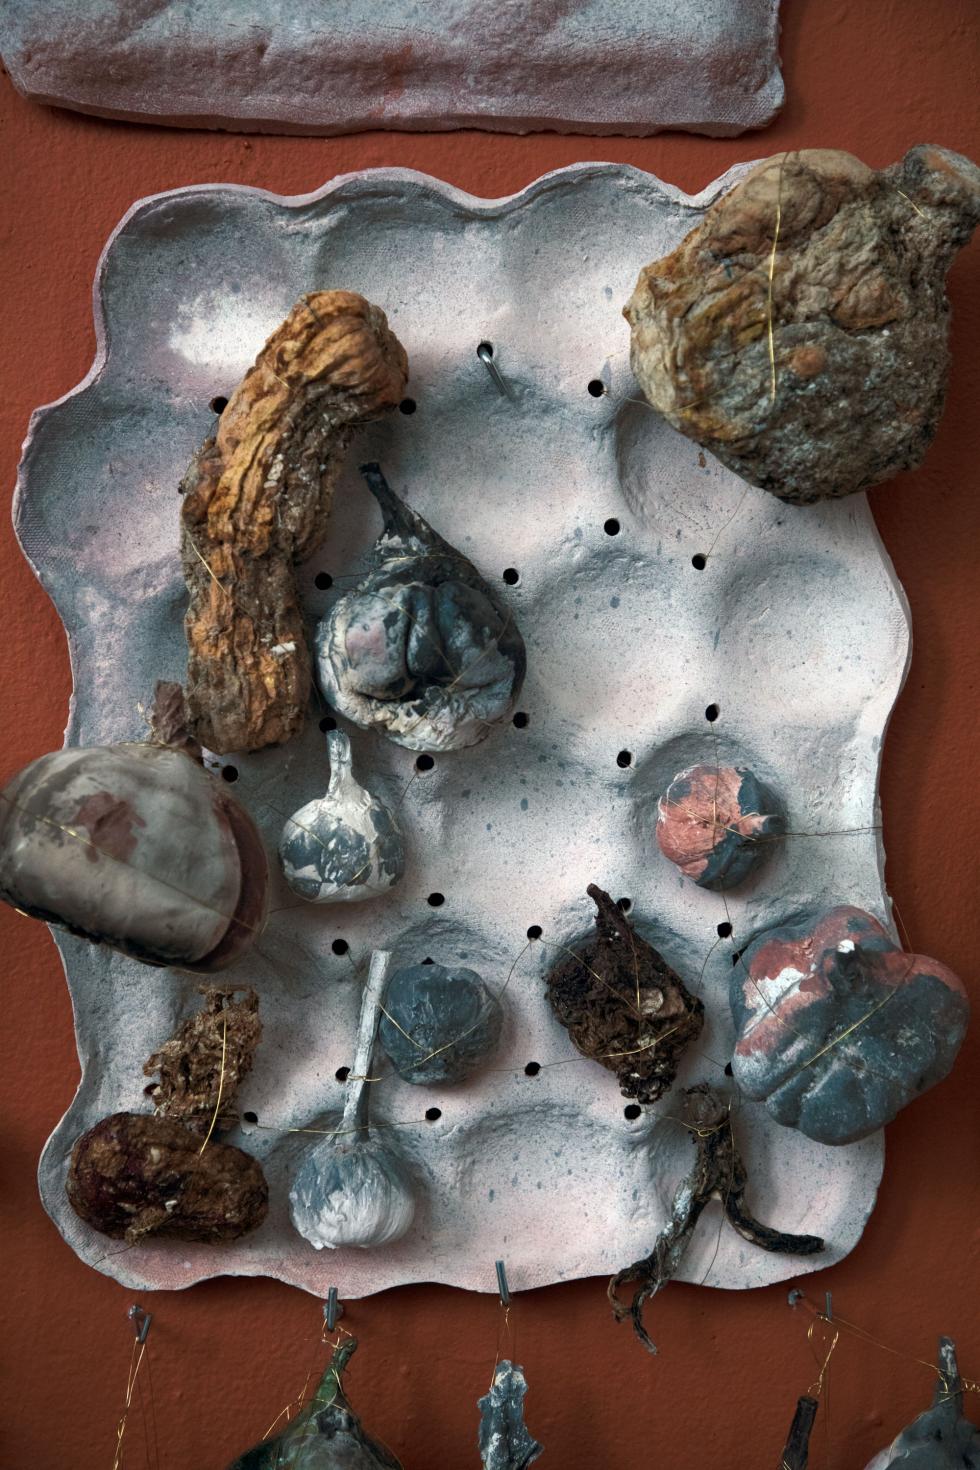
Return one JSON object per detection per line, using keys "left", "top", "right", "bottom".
{"left": 379, "top": 962, "right": 504, "bottom": 1085}
{"left": 278, "top": 729, "right": 404, "bottom": 903}
{"left": 290, "top": 949, "right": 415, "bottom": 1250}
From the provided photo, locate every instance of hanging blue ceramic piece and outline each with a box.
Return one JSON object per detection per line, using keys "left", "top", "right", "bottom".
{"left": 478, "top": 1361, "right": 543, "bottom": 1470}
{"left": 865, "top": 1338, "right": 980, "bottom": 1468}
{"left": 314, "top": 464, "right": 526, "bottom": 752}
{"left": 278, "top": 729, "right": 404, "bottom": 904}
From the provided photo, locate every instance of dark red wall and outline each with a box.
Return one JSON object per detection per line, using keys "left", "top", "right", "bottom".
{"left": 2, "top": 3, "right": 979, "bottom": 1464}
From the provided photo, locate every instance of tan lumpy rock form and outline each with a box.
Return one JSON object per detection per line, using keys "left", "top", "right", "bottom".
{"left": 180, "top": 291, "right": 408, "bottom": 753}
{"left": 625, "top": 146, "right": 980, "bottom": 503}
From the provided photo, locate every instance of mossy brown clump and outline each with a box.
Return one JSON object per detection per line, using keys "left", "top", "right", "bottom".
{"left": 67, "top": 1112, "right": 268, "bottom": 1244}
{"left": 544, "top": 884, "right": 704, "bottom": 1104}
{"left": 66, "top": 987, "right": 267, "bottom": 1244}
{"left": 144, "top": 986, "right": 261, "bottom": 1134}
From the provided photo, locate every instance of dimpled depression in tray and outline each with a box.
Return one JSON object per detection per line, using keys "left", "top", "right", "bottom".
{"left": 15, "top": 163, "right": 909, "bottom": 1295}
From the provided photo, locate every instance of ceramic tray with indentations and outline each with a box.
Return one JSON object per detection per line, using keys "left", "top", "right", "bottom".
{"left": 15, "top": 163, "right": 909, "bottom": 1297}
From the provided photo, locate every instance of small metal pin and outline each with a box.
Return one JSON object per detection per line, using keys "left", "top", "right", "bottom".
{"left": 495, "top": 1259, "right": 510, "bottom": 1306}
{"left": 824, "top": 1291, "right": 833, "bottom": 1322}
{"left": 787, "top": 1288, "right": 804, "bottom": 1308}
{"left": 324, "top": 1287, "right": 343, "bottom": 1332}
{"left": 477, "top": 342, "right": 512, "bottom": 400}
{"left": 128, "top": 1304, "right": 153, "bottom": 1344}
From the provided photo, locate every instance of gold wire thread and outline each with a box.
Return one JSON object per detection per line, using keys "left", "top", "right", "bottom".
{"left": 112, "top": 1336, "right": 148, "bottom": 1470}
{"left": 198, "top": 1015, "right": 228, "bottom": 1155}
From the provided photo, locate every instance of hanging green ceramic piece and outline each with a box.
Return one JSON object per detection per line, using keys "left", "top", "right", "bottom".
{"left": 865, "top": 1338, "right": 980, "bottom": 1468}
{"left": 228, "top": 1336, "right": 402, "bottom": 1469}
{"left": 479, "top": 1361, "right": 543, "bottom": 1469}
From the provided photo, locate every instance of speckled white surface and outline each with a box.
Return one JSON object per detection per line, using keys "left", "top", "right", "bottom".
{"left": 0, "top": 0, "right": 784, "bottom": 137}
{"left": 16, "top": 163, "right": 907, "bottom": 1298}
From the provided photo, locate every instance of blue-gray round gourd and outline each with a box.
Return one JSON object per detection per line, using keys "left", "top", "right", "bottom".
{"left": 379, "top": 962, "right": 503, "bottom": 1085}
{"left": 278, "top": 729, "right": 404, "bottom": 904}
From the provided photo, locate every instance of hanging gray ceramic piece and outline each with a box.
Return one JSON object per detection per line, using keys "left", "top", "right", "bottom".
{"left": 479, "top": 1362, "right": 543, "bottom": 1470}
{"left": 290, "top": 950, "right": 416, "bottom": 1250}
{"left": 315, "top": 464, "right": 526, "bottom": 752}
{"left": 278, "top": 730, "right": 404, "bottom": 904}
{"left": 379, "top": 962, "right": 503, "bottom": 1085}
{"left": 865, "top": 1339, "right": 980, "bottom": 1468}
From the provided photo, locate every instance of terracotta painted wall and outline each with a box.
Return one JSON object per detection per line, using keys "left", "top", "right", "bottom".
{"left": 1, "top": 3, "right": 978, "bottom": 1465}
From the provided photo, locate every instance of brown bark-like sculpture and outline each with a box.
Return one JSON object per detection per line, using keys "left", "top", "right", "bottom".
{"left": 625, "top": 146, "right": 980, "bottom": 504}
{"left": 545, "top": 885, "right": 703, "bottom": 1104}
{"left": 180, "top": 291, "right": 409, "bottom": 752}
{"left": 66, "top": 988, "right": 268, "bottom": 1244}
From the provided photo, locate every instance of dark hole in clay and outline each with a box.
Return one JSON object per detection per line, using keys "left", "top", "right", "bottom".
{"left": 209, "top": 395, "right": 228, "bottom": 414}
{"left": 525, "top": 1061, "right": 541, "bottom": 1076}
{"left": 692, "top": 553, "right": 707, "bottom": 570}
{"left": 587, "top": 379, "right": 605, "bottom": 398}
{"left": 604, "top": 518, "right": 621, "bottom": 536}
{"left": 623, "top": 1104, "right": 642, "bottom": 1120}
{"left": 705, "top": 703, "right": 720, "bottom": 722}
{"left": 314, "top": 571, "right": 333, "bottom": 590}
{"left": 319, "top": 715, "right": 337, "bottom": 732}
{"left": 242, "top": 1110, "right": 258, "bottom": 1123}
{"left": 616, "top": 897, "right": 632, "bottom": 912}
{"left": 513, "top": 711, "right": 529, "bottom": 728}
{"left": 422, "top": 957, "right": 435, "bottom": 964}
{"left": 502, "top": 567, "right": 520, "bottom": 585}
{"left": 399, "top": 397, "right": 417, "bottom": 415}
{"left": 526, "top": 924, "right": 543, "bottom": 940}
{"left": 335, "top": 1066, "right": 350, "bottom": 1082}
{"left": 731, "top": 948, "right": 746, "bottom": 968}
{"left": 427, "top": 892, "right": 445, "bottom": 907}
{"left": 415, "top": 753, "right": 435, "bottom": 772}
{"left": 332, "top": 938, "right": 349, "bottom": 956}
{"left": 221, "top": 765, "right": 239, "bottom": 783}
{"left": 425, "top": 1107, "right": 442, "bottom": 1121}
{"left": 616, "top": 749, "right": 632, "bottom": 768}
{"left": 724, "top": 1062, "right": 734, "bottom": 1077}
{"left": 717, "top": 921, "right": 733, "bottom": 938}
{"left": 477, "top": 341, "right": 494, "bottom": 359}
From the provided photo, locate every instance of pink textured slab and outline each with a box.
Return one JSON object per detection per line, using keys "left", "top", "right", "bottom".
{"left": 1, "top": 0, "right": 784, "bottom": 137}
{"left": 17, "top": 163, "right": 902, "bottom": 1298}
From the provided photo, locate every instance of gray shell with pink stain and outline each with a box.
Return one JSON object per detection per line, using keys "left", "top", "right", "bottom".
{"left": 730, "top": 906, "right": 969, "bottom": 1146}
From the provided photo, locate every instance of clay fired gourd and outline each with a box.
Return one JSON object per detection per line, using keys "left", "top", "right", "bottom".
{"left": 656, "top": 763, "right": 783, "bottom": 890}
{"left": 379, "top": 962, "right": 503, "bottom": 1084}
{"left": 0, "top": 743, "right": 268, "bottom": 970}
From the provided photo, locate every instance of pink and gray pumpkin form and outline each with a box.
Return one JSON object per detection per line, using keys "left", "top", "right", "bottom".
{"left": 656, "top": 764, "right": 784, "bottom": 891}
{"left": 730, "top": 907, "right": 969, "bottom": 1146}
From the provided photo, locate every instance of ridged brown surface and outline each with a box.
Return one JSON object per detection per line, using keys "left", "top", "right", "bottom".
{"left": 180, "top": 290, "right": 408, "bottom": 753}
{"left": 626, "top": 145, "right": 980, "bottom": 503}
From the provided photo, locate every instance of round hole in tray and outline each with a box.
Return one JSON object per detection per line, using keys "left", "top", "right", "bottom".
{"left": 604, "top": 517, "right": 621, "bottom": 536}
{"left": 319, "top": 715, "right": 337, "bottom": 732}
{"left": 524, "top": 1062, "right": 541, "bottom": 1076}
{"left": 705, "top": 702, "right": 720, "bottom": 722}
{"left": 209, "top": 394, "right": 228, "bottom": 414}
{"left": 415, "top": 753, "right": 435, "bottom": 772}
{"left": 221, "top": 764, "right": 239, "bottom": 783}
{"left": 526, "top": 924, "right": 542, "bottom": 940}
{"left": 427, "top": 892, "right": 445, "bottom": 908}
{"left": 512, "top": 711, "right": 529, "bottom": 729}
{"left": 623, "top": 1104, "right": 642, "bottom": 1121}
{"left": 425, "top": 1107, "right": 442, "bottom": 1122}
{"left": 502, "top": 567, "right": 520, "bottom": 586}
{"left": 717, "top": 921, "right": 733, "bottom": 938}
{"left": 314, "top": 571, "right": 333, "bottom": 590}
{"left": 692, "top": 553, "right": 707, "bottom": 570}
{"left": 477, "top": 340, "right": 494, "bottom": 358}
{"left": 616, "top": 749, "right": 632, "bottom": 768}
{"left": 331, "top": 938, "right": 349, "bottom": 956}
{"left": 335, "top": 1066, "right": 350, "bottom": 1082}
{"left": 242, "top": 1110, "right": 258, "bottom": 1124}
{"left": 587, "top": 379, "right": 605, "bottom": 398}
{"left": 399, "top": 397, "right": 417, "bottom": 415}
{"left": 616, "top": 897, "right": 632, "bottom": 913}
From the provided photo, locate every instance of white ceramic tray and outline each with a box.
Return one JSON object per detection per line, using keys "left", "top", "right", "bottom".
{"left": 16, "top": 163, "right": 909, "bottom": 1297}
